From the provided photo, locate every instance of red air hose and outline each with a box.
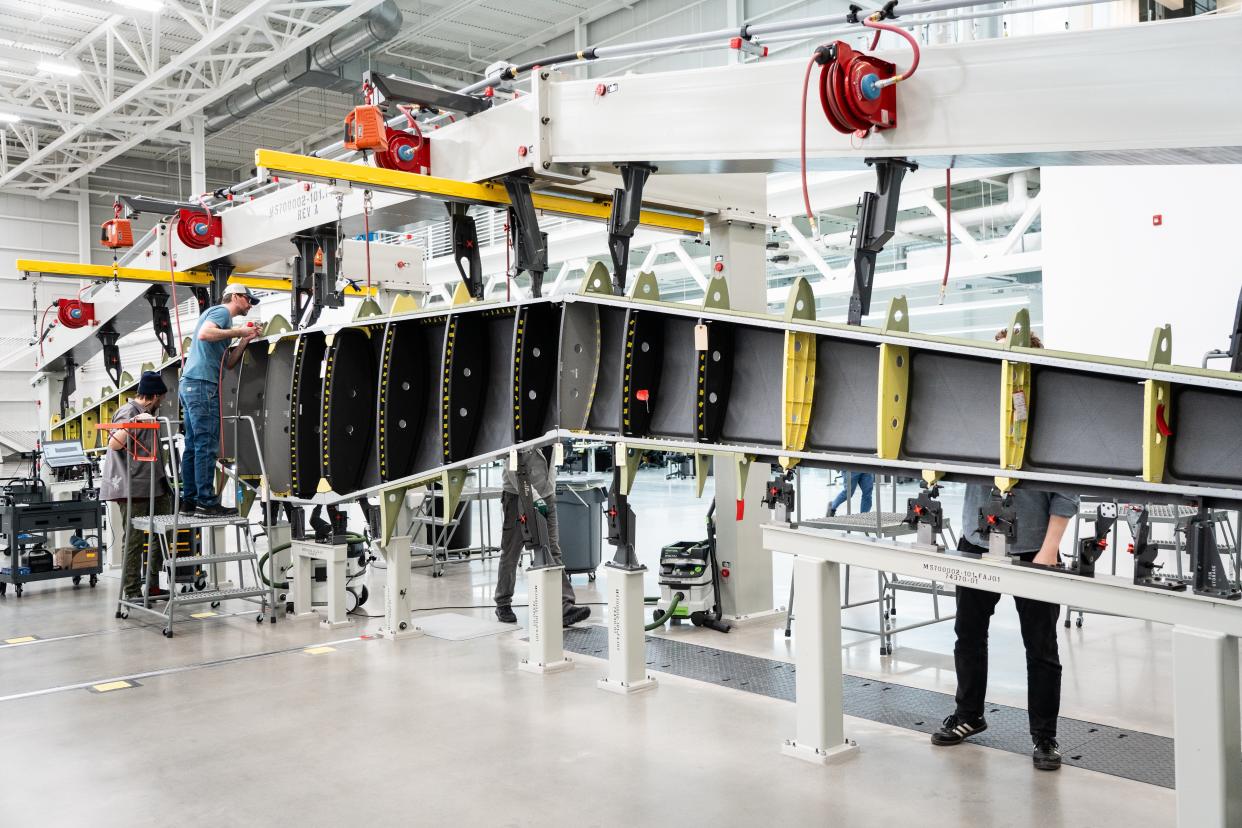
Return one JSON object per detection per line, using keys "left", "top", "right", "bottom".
{"left": 800, "top": 56, "right": 818, "bottom": 234}
{"left": 167, "top": 222, "right": 186, "bottom": 365}
{"left": 940, "top": 168, "right": 952, "bottom": 303}
{"left": 861, "top": 16, "right": 920, "bottom": 82}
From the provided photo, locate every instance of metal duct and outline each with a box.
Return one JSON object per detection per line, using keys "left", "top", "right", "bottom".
{"left": 204, "top": 0, "right": 403, "bottom": 132}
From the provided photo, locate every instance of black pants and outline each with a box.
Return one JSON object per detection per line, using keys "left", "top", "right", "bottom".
{"left": 954, "top": 540, "right": 1062, "bottom": 741}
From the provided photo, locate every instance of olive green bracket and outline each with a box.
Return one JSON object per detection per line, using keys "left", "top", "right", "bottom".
{"left": 1143, "top": 324, "right": 1174, "bottom": 483}
{"left": 1003, "top": 308, "right": 1032, "bottom": 349}
{"left": 922, "top": 470, "right": 945, "bottom": 487}
{"left": 734, "top": 453, "right": 756, "bottom": 513}
{"left": 120, "top": 371, "right": 134, "bottom": 387}
{"left": 265, "top": 314, "right": 293, "bottom": 336}
{"left": 181, "top": 336, "right": 192, "bottom": 354}
{"left": 781, "top": 278, "right": 817, "bottom": 469}
{"left": 353, "top": 297, "right": 385, "bottom": 320}
{"left": 877, "top": 296, "right": 910, "bottom": 460}
{"left": 694, "top": 452, "right": 713, "bottom": 498}
{"left": 379, "top": 484, "right": 412, "bottom": 547}
{"left": 581, "top": 260, "right": 613, "bottom": 295}
{"left": 451, "top": 282, "right": 474, "bottom": 306}
{"left": 441, "top": 468, "right": 468, "bottom": 519}
{"left": 629, "top": 270, "right": 659, "bottom": 301}
{"left": 238, "top": 487, "right": 257, "bottom": 518}
{"left": 994, "top": 475, "right": 1019, "bottom": 493}
{"left": 702, "top": 275, "right": 730, "bottom": 311}
{"left": 617, "top": 442, "right": 642, "bottom": 496}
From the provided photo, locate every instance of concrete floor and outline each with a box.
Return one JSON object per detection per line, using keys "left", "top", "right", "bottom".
{"left": 0, "top": 467, "right": 1181, "bottom": 827}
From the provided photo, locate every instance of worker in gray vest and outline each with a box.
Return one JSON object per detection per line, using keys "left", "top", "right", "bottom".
{"left": 495, "top": 448, "right": 591, "bottom": 627}
{"left": 100, "top": 371, "right": 170, "bottom": 601}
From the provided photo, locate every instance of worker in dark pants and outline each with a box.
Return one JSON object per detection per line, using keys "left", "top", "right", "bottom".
{"left": 495, "top": 448, "right": 590, "bottom": 627}
{"left": 932, "top": 329, "right": 1078, "bottom": 771}
{"left": 100, "top": 371, "right": 171, "bottom": 602}
{"left": 179, "top": 284, "right": 259, "bottom": 517}
{"left": 828, "top": 470, "right": 874, "bottom": 516}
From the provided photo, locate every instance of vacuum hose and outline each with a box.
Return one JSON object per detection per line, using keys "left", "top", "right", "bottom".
{"left": 258, "top": 533, "right": 367, "bottom": 588}
{"left": 645, "top": 592, "right": 684, "bottom": 631}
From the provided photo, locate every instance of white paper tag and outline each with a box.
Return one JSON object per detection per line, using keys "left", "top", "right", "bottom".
{"left": 553, "top": 442, "right": 564, "bottom": 467}
{"left": 1012, "top": 390, "right": 1028, "bottom": 422}
{"left": 694, "top": 323, "right": 708, "bottom": 351}
{"left": 508, "top": 450, "right": 518, "bottom": 471}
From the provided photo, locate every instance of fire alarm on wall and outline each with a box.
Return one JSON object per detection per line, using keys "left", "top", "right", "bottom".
{"left": 1152, "top": 214, "right": 1163, "bottom": 226}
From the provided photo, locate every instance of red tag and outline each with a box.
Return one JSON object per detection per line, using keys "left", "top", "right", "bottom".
{"left": 736, "top": 500, "right": 745, "bottom": 521}
{"left": 1152, "top": 214, "right": 1162, "bottom": 226}
{"left": 636, "top": 389, "right": 649, "bottom": 402}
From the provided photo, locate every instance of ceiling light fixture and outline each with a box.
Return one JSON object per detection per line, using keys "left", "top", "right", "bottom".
{"left": 37, "top": 60, "right": 81, "bottom": 77}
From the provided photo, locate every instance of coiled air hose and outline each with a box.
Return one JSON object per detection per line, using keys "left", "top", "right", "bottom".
{"left": 645, "top": 592, "right": 684, "bottom": 631}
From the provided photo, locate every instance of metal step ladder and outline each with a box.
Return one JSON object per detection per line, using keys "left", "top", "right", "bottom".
{"left": 117, "top": 512, "right": 270, "bottom": 637}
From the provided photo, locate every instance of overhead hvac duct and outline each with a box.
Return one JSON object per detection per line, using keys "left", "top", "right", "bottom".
{"left": 204, "top": 0, "right": 403, "bottom": 132}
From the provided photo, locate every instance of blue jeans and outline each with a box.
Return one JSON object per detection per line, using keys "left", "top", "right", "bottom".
{"left": 830, "top": 472, "right": 874, "bottom": 513}
{"left": 179, "top": 378, "right": 221, "bottom": 507}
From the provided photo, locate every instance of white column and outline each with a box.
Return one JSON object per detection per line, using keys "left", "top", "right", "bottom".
{"left": 709, "top": 209, "right": 777, "bottom": 620}
{"left": 379, "top": 535, "right": 421, "bottom": 640}
{"left": 519, "top": 563, "right": 573, "bottom": 674}
{"left": 1172, "top": 626, "right": 1242, "bottom": 828}
{"left": 188, "top": 115, "right": 206, "bottom": 197}
{"left": 782, "top": 555, "right": 858, "bottom": 764}
{"left": 76, "top": 184, "right": 91, "bottom": 265}
{"left": 597, "top": 565, "right": 657, "bottom": 694}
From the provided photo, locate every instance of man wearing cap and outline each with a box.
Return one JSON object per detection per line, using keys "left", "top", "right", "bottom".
{"left": 179, "top": 284, "right": 259, "bottom": 517}
{"left": 100, "top": 371, "right": 171, "bottom": 601}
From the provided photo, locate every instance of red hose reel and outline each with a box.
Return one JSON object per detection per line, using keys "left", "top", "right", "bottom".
{"left": 175, "top": 208, "right": 222, "bottom": 249}
{"left": 374, "top": 127, "right": 430, "bottom": 174}
{"left": 55, "top": 298, "right": 95, "bottom": 329}
{"left": 817, "top": 41, "right": 899, "bottom": 134}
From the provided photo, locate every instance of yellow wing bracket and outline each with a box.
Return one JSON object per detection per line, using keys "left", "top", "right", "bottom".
{"left": 999, "top": 309, "right": 1035, "bottom": 472}
{"left": 1143, "top": 324, "right": 1174, "bottom": 484}
{"left": 781, "top": 278, "right": 817, "bottom": 469}
{"left": 876, "top": 296, "right": 910, "bottom": 460}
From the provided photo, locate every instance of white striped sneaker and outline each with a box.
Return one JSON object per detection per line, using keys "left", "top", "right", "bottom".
{"left": 931, "top": 713, "right": 988, "bottom": 746}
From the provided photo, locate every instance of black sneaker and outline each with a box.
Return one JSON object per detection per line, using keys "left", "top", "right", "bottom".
{"left": 562, "top": 605, "right": 591, "bottom": 626}
{"left": 1033, "top": 738, "right": 1061, "bottom": 771}
{"left": 194, "top": 503, "right": 234, "bottom": 519}
{"left": 930, "top": 713, "right": 988, "bottom": 746}
{"left": 495, "top": 606, "right": 517, "bottom": 624}
{"left": 177, "top": 500, "right": 197, "bottom": 514}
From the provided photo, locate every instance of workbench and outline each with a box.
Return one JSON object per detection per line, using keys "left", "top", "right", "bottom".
{"left": 763, "top": 524, "right": 1242, "bottom": 828}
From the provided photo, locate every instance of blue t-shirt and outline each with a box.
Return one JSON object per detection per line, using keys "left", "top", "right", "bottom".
{"left": 182, "top": 305, "right": 233, "bottom": 383}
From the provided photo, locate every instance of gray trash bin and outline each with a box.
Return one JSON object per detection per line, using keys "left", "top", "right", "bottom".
{"left": 556, "top": 482, "right": 606, "bottom": 580}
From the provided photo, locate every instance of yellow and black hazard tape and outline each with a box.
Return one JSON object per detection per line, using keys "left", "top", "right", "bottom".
{"left": 320, "top": 338, "right": 336, "bottom": 482}
{"left": 441, "top": 316, "right": 457, "bottom": 463}
{"left": 377, "top": 323, "right": 394, "bottom": 479}
{"left": 621, "top": 312, "right": 638, "bottom": 431}
{"left": 512, "top": 309, "right": 526, "bottom": 440}
{"left": 696, "top": 321, "right": 708, "bottom": 438}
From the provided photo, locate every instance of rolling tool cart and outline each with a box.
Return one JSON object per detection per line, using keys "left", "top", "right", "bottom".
{"left": 103, "top": 418, "right": 268, "bottom": 637}
{"left": 0, "top": 441, "right": 104, "bottom": 598}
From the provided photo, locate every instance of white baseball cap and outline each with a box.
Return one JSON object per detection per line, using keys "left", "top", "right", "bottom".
{"left": 222, "top": 283, "right": 259, "bottom": 304}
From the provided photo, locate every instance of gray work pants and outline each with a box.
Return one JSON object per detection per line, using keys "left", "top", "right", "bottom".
{"left": 495, "top": 492, "right": 576, "bottom": 613}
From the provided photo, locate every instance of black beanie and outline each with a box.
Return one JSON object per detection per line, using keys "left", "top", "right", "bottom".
{"left": 137, "top": 370, "right": 167, "bottom": 397}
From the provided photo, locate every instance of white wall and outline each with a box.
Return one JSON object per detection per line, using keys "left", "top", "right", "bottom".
{"left": 1041, "top": 165, "right": 1242, "bottom": 368}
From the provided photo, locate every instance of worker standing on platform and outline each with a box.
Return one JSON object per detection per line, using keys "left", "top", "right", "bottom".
{"left": 495, "top": 448, "right": 591, "bottom": 627}
{"left": 931, "top": 330, "right": 1078, "bottom": 772}
{"left": 100, "top": 371, "right": 169, "bottom": 601}
{"left": 178, "top": 284, "right": 259, "bottom": 517}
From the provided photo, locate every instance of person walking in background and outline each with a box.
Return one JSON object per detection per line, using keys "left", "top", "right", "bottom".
{"left": 828, "top": 470, "right": 874, "bottom": 517}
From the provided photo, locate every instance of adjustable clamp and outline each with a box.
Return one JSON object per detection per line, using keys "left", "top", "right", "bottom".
{"left": 447, "top": 203, "right": 484, "bottom": 300}
{"left": 605, "top": 466, "right": 642, "bottom": 571}
{"left": 606, "top": 162, "right": 657, "bottom": 296}
{"left": 1069, "top": 503, "right": 1116, "bottom": 578}
{"left": 762, "top": 468, "right": 797, "bottom": 526}
{"left": 1126, "top": 506, "right": 1187, "bottom": 592}
{"left": 502, "top": 176, "right": 549, "bottom": 297}
{"left": 849, "top": 157, "right": 918, "bottom": 325}
{"left": 977, "top": 488, "right": 1017, "bottom": 559}
{"left": 96, "top": 322, "right": 123, "bottom": 388}
{"left": 904, "top": 481, "right": 944, "bottom": 548}
{"left": 1186, "top": 503, "right": 1241, "bottom": 600}
{"left": 513, "top": 451, "right": 555, "bottom": 569}
{"left": 144, "top": 286, "right": 177, "bottom": 359}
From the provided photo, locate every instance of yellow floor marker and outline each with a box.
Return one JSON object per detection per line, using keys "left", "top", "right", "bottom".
{"left": 89, "top": 680, "right": 138, "bottom": 693}
{"left": 190, "top": 612, "right": 218, "bottom": 619}
{"left": 304, "top": 646, "right": 336, "bottom": 655}
{"left": 4, "top": 636, "right": 37, "bottom": 645}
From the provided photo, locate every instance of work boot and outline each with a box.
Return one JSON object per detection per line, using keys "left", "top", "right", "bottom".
{"left": 562, "top": 605, "right": 591, "bottom": 627}
{"left": 495, "top": 605, "right": 517, "bottom": 624}
{"left": 930, "top": 713, "right": 988, "bottom": 746}
{"left": 195, "top": 503, "right": 234, "bottom": 519}
{"left": 178, "top": 500, "right": 197, "bottom": 515}
{"left": 1033, "top": 738, "right": 1062, "bottom": 771}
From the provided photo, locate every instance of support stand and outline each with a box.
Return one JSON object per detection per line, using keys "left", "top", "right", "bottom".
{"left": 1188, "top": 504, "right": 1242, "bottom": 600}
{"left": 378, "top": 535, "right": 421, "bottom": 640}
{"left": 512, "top": 451, "right": 572, "bottom": 674}
{"left": 606, "top": 162, "right": 656, "bottom": 296}
{"left": 448, "top": 203, "right": 483, "bottom": 300}
{"left": 290, "top": 539, "right": 352, "bottom": 629}
{"left": 502, "top": 176, "right": 548, "bottom": 297}
{"left": 848, "top": 157, "right": 917, "bottom": 325}
{"left": 781, "top": 556, "right": 857, "bottom": 763}
{"left": 978, "top": 488, "right": 1016, "bottom": 560}
{"left": 97, "top": 323, "right": 123, "bottom": 388}
{"left": 598, "top": 466, "right": 657, "bottom": 694}
{"left": 144, "top": 286, "right": 177, "bottom": 359}
{"left": 1128, "top": 506, "right": 1187, "bottom": 591}
{"left": 905, "top": 481, "right": 944, "bottom": 549}
{"left": 1172, "top": 626, "right": 1242, "bottom": 827}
